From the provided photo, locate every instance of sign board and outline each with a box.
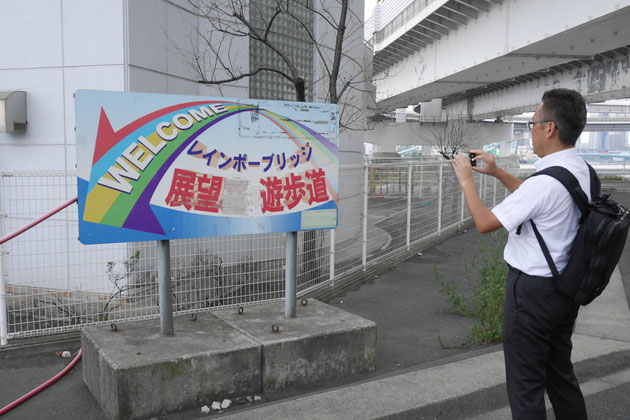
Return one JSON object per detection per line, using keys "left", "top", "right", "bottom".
{"left": 75, "top": 90, "right": 339, "bottom": 244}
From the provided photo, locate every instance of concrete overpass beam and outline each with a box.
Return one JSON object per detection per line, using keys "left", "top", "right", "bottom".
{"left": 456, "top": 52, "right": 630, "bottom": 119}
{"left": 374, "top": 0, "right": 630, "bottom": 112}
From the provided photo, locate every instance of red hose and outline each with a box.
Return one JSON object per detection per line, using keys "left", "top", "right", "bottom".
{"left": 0, "top": 348, "right": 82, "bottom": 416}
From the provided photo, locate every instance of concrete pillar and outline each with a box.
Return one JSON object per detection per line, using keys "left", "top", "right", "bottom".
{"left": 371, "top": 143, "right": 400, "bottom": 159}
{"left": 373, "top": 143, "right": 397, "bottom": 153}
{"left": 499, "top": 140, "right": 513, "bottom": 157}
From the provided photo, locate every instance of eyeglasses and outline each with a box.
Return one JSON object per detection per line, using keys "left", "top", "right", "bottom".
{"left": 527, "top": 120, "right": 553, "bottom": 130}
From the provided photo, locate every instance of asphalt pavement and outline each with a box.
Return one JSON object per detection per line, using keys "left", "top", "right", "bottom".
{"left": 1, "top": 184, "right": 630, "bottom": 420}
{"left": 209, "top": 183, "right": 630, "bottom": 419}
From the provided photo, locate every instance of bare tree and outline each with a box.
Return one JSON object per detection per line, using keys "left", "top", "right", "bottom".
{"left": 414, "top": 109, "right": 481, "bottom": 159}
{"left": 180, "top": 0, "right": 367, "bottom": 129}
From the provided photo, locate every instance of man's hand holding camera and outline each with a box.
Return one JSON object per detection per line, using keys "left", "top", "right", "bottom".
{"left": 450, "top": 149, "right": 503, "bottom": 234}
{"left": 452, "top": 149, "right": 500, "bottom": 189}
{"left": 452, "top": 153, "right": 475, "bottom": 187}
{"left": 469, "top": 149, "right": 499, "bottom": 176}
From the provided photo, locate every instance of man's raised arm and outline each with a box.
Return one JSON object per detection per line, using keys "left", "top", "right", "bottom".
{"left": 452, "top": 154, "right": 503, "bottom": 234}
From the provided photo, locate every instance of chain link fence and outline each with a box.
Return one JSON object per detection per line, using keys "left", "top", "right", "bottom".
{"left": 0, "top": 157, "right": 518, "bottom": 341}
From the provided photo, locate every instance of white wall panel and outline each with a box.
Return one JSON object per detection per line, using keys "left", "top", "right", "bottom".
{"left": 0, "top": 0, "right": 62, "bottom": 69}
{"left": 63, "top": 65, "right": 126, "bottom": 143}
{"left": 0, "top": 145, "right": 67, "bottom": 171}
{"left": 62, "top": 0, "right": 125, "bottom": 66}
{"left": 0, "top": 68, "right": 65, "bottom": 145}
{"left": 66, "top": 142, "right": 77, "bottom": 170}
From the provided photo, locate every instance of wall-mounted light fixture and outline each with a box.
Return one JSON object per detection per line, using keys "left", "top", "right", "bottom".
{"left": 0, "top": 91, "right": 27, "bottom": 133}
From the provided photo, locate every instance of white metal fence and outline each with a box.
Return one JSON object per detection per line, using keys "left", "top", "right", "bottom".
{"left": 0, "top": 157, "right": 518, "bottom": 341}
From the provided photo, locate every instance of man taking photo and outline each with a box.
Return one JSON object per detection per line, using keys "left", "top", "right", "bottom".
{"left": 452, "top": 88, "right": 589, "bottom": 420}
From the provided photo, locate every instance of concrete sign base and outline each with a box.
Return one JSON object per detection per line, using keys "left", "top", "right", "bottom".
{"left": 81, "top": 314, "right": 261, "bottom": 420}
{"left": 215, "top": 299, "right": 377, "bottom": 393}
{"left": 81, "top": 300, "right": 376, "bottom": 419}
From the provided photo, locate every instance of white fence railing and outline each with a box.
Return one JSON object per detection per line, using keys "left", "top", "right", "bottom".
{"left": 0, "top": 157, "right": 518, "bottom": 341}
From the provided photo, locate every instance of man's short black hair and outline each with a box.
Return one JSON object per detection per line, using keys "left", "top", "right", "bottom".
{"left": 541, "top": 88, "right": 587, "bottom": 146}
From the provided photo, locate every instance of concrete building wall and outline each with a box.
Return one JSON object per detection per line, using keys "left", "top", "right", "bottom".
{"left": 0, "top": 0, "right": 366, "bottom": 165}
{"left": 315, "top": 0, "right": 366, "bottom": 164}
{"left": 302, "top": 0, "right": 367, "bottom": 245}
{"left": 0, "top": 0, "right": 129, "bottom": 291}
{"left": 0, "top": 0, "right": 368, "bottom": 290}
{"left": 127, "top": 0, "right": 202, "bottom": 95}
{"left": 0, "top": 0, "right": 253, "bottom": 172}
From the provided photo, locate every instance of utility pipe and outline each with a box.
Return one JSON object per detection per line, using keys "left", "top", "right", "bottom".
{"left": 0, "top": 178, "right": 6, "bottom": 346}
{"left": 0, "top": 196, "right": 77, "bottom": 245}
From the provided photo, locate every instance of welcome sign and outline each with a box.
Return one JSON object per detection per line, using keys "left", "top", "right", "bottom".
{"left": 75, "top": 90, "right": 339, "bottom": 245}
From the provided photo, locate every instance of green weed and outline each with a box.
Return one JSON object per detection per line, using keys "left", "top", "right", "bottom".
{"left": 437, "top": 230, "right": 508, "bottom": 345}
{"left": 435, "top": 264, "right": 472, "bottom": 317}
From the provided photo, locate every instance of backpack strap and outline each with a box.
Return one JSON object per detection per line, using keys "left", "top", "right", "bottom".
{"left": 587, "top": 163, "right": 600, "bottom": 200}
{"left": 528, "top": 166, "right": 590, "bottom": 216}
{"left": 516, "top": 165, "right": 591, "bottom": 235}
{"left": 529, "top": 220, "right": 560, "bottom": 278}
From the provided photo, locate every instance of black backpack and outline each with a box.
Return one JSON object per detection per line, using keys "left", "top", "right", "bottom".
{"left": 523, "top": 164, "right": 630, "bottom": 305}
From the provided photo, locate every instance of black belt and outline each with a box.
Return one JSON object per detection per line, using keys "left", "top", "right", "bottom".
{"left": 507, "top": 264, "right": 557, "bottom": 291}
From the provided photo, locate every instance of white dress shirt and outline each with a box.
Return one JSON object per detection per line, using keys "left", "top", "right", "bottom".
{"left": 491, "top": 148, "right": 591, "bottom": 276}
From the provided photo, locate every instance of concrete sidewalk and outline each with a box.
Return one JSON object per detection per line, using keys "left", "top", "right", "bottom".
{"left": 212, "top": 267, "right": 630, "bottom": 420}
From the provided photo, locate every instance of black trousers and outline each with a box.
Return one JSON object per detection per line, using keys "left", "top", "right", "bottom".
{"left": 503, "top": 267, "right": 587, "bottom": 420}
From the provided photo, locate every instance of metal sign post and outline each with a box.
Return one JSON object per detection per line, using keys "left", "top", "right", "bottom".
{"left": 285, "top": 231, "right": 297, "bottom": 318}
{"left": 157, "top": 239, "right": 174, "bottom": 336}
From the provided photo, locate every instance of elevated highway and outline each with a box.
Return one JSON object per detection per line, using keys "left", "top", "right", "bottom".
{"left": 368, "top": 0, "right": 630, "bottom": 119}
